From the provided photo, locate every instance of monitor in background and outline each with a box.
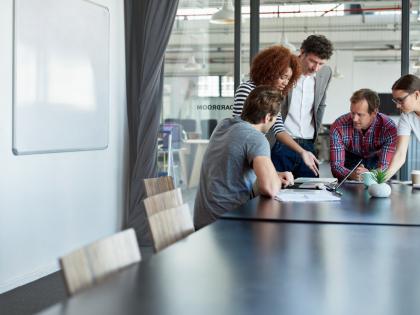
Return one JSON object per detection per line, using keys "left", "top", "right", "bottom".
{"left": 378, "top": 93, "right": 400, "bottom": 116}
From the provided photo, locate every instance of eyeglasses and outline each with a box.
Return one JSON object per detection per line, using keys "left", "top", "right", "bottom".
{"left": 392, "top": 92, "right": 413, "bottom": 105}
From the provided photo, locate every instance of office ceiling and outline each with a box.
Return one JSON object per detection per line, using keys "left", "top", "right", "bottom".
{"left": 165, "top": 1, "right": 420, "bottom": 75}
{"left": 178, "top": 1, "right": 403, "bottom": 8}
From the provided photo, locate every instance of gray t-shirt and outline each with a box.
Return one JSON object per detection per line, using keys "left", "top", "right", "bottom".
{"left": 193, "top": 117, "right": 270, "bottom": 229}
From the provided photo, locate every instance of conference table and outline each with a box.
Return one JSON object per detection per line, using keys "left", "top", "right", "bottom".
{"left": 39, "top": 219, "right": 420, "bottom": 315}
{"left": 223, "top": 183, "right": 420, "bottom": 226}
{"left": 37, "top": 183, "right": 420, "bottom": 315}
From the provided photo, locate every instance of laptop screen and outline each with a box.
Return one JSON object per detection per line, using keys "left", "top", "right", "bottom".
{"left": 332, "top": 159, "right": 363, "bottom": 190}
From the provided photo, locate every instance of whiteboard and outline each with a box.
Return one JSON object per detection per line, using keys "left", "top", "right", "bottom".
{"left": 13, "top": 0, "right": 110, "bottom": 155}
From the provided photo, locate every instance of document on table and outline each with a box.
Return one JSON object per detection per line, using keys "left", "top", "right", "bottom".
{"left": 275, "top": 189, "right": 341, "bottom": 202}
{"left": 294, "top": 177, "right": 337, "bottom": 184}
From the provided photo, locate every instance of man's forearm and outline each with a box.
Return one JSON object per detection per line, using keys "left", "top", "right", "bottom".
{"left": 275, "top": 132, "right": 304, "bottom": 154}
{"left": 331, "top": 162, "right": 349, "bottom": 181}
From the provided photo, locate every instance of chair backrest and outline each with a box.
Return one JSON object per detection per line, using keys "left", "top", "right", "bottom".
{"left": 165, "top": 118, "right": 196, "bottom": 133}
{"left": 60, "top": 228, "right": 141, "bottom": 295}
{"left": 143, "top": 190, "right": 194, "bottom": 252}
{"left": 159, "top": 123, "right": 183, "bottom": 149}
{"left": 143, "top": 188, "right": 184, "bottom": 216}
{"left": 143, "top": 176, "right": 175, "bottom": 197}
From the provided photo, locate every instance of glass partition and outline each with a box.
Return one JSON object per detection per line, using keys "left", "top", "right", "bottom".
{"left": 163, "top": 0, "right": 245, "bottom": 204}
{"left": 162, "top": 1, "right": 418, "bottom": 191}
{"left": 403, "top": 0, "right": 420, "bottom": 179}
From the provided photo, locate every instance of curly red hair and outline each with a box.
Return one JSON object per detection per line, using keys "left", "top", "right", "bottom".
{"left": 250, "top": 45, "right": 302, "bottom": 95}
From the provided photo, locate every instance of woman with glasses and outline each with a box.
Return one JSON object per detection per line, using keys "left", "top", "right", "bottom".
{"left": 386, "top": 74, "right": 420, "bottom": 179}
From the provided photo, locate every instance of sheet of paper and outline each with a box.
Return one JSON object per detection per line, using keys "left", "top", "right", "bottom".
{"left": 275, "top": 189, "right": 341, "bottom": 202}
{"left": 294, "top": 177, "right": 338, "bottom": 184}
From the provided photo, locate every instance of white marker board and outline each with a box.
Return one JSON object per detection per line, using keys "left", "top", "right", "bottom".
{"left": 13, "top": 0, "right": 110, "bottom": 155}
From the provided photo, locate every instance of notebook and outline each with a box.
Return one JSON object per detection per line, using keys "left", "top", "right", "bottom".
{"left": 293, "top": 177, "right": 338, "bottom": 189}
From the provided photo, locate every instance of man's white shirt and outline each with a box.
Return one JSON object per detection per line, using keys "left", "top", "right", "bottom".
{"left": 284, "top": 74, "right": 315, "bottom": 139}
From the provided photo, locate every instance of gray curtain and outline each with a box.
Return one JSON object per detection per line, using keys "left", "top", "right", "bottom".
{"left": 124, "top": 0, "right": 179, "bottom": 245}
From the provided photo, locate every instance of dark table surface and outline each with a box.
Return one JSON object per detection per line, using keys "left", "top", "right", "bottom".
{"left": 39, "top": 220, "right": 420, "bottom": 315}
{"left": 222, "top": 183, "right": 420, "bottom": 226}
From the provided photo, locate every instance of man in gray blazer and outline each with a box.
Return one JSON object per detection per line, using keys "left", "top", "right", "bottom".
{"left": 272, "top": 35, "right": 333, "bottom": 178}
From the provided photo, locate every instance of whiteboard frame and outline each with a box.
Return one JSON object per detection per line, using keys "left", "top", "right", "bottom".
{"left": 12, "top": 0, "right": 110, "bottom": 155}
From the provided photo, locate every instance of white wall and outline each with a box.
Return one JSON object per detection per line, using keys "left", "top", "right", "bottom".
{"left": 323, "top": 51, "right": 355, "bottom": 124}
{"left": 0, "top": 0, "right": 127, "bottom": 293}
{"left": 324, "top": 52, "right": 401, "bottom": 124}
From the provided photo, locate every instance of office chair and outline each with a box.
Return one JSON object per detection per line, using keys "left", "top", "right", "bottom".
{"left": 143, "top": 176, "right": 175, "bottom": 197}
{"left": 60, "top": 228, "right": 141, "bottom": 295}
{"left": 143, "top": 189, "right": 194, "bottom": 252}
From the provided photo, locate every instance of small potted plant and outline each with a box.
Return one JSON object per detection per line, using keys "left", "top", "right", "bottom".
{"left": 368, "top": 169, "right": 391, "bottom": 198}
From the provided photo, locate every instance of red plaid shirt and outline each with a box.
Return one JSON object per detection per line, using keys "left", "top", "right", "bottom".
{"left": 330, "top": 113, "right": 397, "bottom": 179}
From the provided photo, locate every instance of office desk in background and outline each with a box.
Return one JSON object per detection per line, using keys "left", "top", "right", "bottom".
{"left": 222, "top": 183, "right": 420, "bottom": 226}
{"left": 38, "top": 220, "right": 420, "bottom": 315}
{"left": 184, "top": 139, "right": 209, "bottom": 188}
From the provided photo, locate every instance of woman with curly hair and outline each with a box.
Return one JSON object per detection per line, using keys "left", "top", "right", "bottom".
{"left": 233, "top": 45, "right": 319, "bottom": 176}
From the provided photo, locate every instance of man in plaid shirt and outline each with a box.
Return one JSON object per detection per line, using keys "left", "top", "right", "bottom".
{"left": 330, "top": 88, "right": 397, "bottom": 181}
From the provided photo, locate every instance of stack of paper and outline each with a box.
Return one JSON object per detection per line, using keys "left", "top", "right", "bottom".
{"left": 275, "top": 189, "right": 341, "bottom": 202}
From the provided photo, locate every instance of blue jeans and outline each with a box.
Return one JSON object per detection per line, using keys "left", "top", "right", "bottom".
{"left": 344, "top": 151, "right": 379, "bottom": 171}
{"left": 271, "top": 139, "right": 317, "bottom": 178}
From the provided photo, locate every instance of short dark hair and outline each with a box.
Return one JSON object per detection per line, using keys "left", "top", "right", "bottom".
{"left": 350, "top": 88, "right": 380, "bottom": 114}
{"left": 301, "top": 35, "right": 333, "bottom": 60}
{"left": 392, "top": 74, "right": 420, "bottom": 93}
{"left": 241, "top": 86, "right": 283, "bottom": 124}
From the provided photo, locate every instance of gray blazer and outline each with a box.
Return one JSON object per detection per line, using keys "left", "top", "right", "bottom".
{"left": 281, "top": 65, "right": 332, "bottom": 141}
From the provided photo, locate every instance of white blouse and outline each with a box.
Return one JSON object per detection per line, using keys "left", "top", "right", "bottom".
{"left": 398, "top": 112, "right": 420, "bottom": 141}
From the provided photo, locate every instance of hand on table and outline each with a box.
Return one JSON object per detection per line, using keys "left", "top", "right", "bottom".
{"left": 349, "top": 165, "right": 369, "bottom": 181}
{"left": 278, "top": 171, "right": 294, "bottom": 188}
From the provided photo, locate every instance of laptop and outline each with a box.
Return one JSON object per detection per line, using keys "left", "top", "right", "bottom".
{"left": 325, "top": 159, "right": 363, "bottom": 195}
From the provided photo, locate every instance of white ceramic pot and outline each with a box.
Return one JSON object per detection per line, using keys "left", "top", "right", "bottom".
{"left": 368, "top": 183, "right": 391, "bottom": 198}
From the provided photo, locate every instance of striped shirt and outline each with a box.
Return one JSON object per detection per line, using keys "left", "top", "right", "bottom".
{"left": 329, "top": 112, "right": 397, "bottom": 179}
{"left": 233, "top": 80, "right": 285, "bottom": 135}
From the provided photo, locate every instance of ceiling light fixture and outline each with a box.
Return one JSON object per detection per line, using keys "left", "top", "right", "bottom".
{"left": 280, "top": 32, "right": 297, "bottom": 53}
{"left": 210, "top": 0, "right": 234, "bottom": 25}
{"left": 413, "top": 59, "right": 420, "bottom": 69}
{"left": 333, "top": 64, "right": 344, "bottom": 79}
{"left": 279, "top": 16, "right": 297, "bottom": 53}
{"left": 412, "top": 42, "right": 420, "bottom": 51}
{"left": 183, "top": 55, "right": 203, "bottom": 71}
{"left": 417, "top": 2, "right": 420, "bottom": 22}
{"left": 333, "top": 51, "right": 344, "bottom": 79}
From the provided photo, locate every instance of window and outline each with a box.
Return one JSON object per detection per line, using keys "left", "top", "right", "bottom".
{"left": 163, "top": 0, "right": 237, "bottom": 201}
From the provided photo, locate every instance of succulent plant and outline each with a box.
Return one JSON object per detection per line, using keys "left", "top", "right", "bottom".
{"left": 371, "top": 169, "right": 388, "bottom": 184}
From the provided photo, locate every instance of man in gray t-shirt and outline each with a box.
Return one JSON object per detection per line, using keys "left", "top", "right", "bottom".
{"left": 194, "top": 86, "right": 294, "bottom": 229}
